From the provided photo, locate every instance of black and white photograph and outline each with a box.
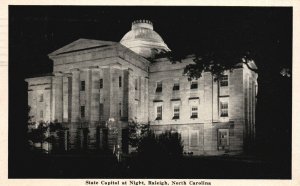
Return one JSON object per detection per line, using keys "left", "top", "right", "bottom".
{"left": 7, "top": 4, "right": 294, "bottom": 181}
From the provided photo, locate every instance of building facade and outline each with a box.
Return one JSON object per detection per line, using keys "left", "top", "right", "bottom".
{"left": 26, "top": 20, "right": 257, "bottom": 155}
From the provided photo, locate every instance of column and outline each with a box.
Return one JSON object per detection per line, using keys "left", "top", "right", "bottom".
{"left": 53, "top": 72, "right": 63, "bottom": 123}
{"left": 103, "top": 66, "right": 111, "bottom": 120}
{"left": 71, "top": 69, "right": 80, "bottom": 123}
{"left": 62, "top": 74, "right": 71, "bottom": 123}
{"left": 122, "top": 70, "right": 129, "bottom": 120}
{"left": 144, "top": 77, "right": 149, "bottom": 122}
{"left": 85, "top": 68, "right": 92, "bottom": 123}
{"left": 90, "top": 67, "right": 100, "bottom": 124}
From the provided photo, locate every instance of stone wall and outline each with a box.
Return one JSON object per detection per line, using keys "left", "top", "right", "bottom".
{"left": 26, "top": 76, "right": 52, "bottom": 124}
{"left": 148, "top": 58, "right": 249, "bottom": 154}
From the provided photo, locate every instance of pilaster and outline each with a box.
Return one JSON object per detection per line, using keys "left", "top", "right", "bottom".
{"left": 127, "top": 68, "right": 135, "bottom": 121}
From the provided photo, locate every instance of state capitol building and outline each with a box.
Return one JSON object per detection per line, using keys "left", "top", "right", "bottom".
{"left": 26, "top": 20, "right": 257, "bottom": 155}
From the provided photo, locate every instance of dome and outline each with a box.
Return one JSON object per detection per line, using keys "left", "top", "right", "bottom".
{"left": 120, "top": 20, "right": 171, "bottom": 58}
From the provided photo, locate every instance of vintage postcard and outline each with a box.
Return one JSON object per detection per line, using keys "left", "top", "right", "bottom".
{"left": 0, "top": 0, "right": 299, "bottom": 186}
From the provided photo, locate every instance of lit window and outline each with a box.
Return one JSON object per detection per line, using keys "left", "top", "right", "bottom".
{"left": 173, "top": 105, "right": 180, "bottom": 119}
{"left": 81, "top": 106, "right": 85, "bottom": 118}
{"left": 100, "top": 79, "right": 103, "bottom": 89}
{"left": 156, "top": 106, "right": 162, "bottom": 120}
{"left": 190, "top": 81, "right": 198, "bottom": 89}
{"left": 220, "top": 101, "right": 228, "bottom": 117}
{"left": 119, "top": 76, "right": 122, "bottom": 87}
{"left": 81, "top": 81, "right": 85, "bottom": 91}
{"left": 191, "top": 106, "right": 198, "bottom": 118}
{"left": 40, "top": 110, "right": 43, "bottom": 118}
{"left": 173, "top": 80, "right": 180, "bottom": 91}
{"left": 220, "top": 75, "right": 228, "bottom": 87}
{"left": 156, "top": 81, "right": 162, "bottom": 93}
{"left": 39, "top": 94, "right": 44, "bottom": 102}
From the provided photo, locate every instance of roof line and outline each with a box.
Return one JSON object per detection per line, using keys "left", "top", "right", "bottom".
{"left": 53, "top": 44, "right": 111, "bottom": 56}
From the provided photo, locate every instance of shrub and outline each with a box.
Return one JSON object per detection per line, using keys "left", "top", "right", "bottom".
{"left": 133, "top": 130, "right": 184, "bottom": 177}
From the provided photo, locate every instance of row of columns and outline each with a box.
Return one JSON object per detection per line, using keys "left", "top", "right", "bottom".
{"left": 50, "top": 65, "right": 149, "bottom": 127}
{"left": 51, "top": 67, "right": 108, "bottom": 124}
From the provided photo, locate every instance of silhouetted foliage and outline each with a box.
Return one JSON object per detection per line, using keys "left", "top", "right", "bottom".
{"left": 28, "top": 122, "right": 48, "bottom": 142}
{"left": 137, "top": 130, "right": 183, "bottom": 158}
{"left": 131, "top": 130, "right": 184, "bottom": 177}
{"left": 49, "top": 121, "right": 64, "bottom": 132}
{"left": 128, "top": 121, "right": 150, "bottom": 148}
{"left": 153, "top": 50, "right": 257, "bottom": 81}
{"left": 27, "top": 105, "right": 34, "bottom": 126}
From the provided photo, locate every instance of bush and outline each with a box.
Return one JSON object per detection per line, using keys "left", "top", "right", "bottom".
{"left": 133, "top": 130, "right": 184, "bottom": 177}
{"left": 137, "top": 130, "right": 183, "bottom": 158}
{"left": 128, "top": 121, "right": 150, "bottom": 148}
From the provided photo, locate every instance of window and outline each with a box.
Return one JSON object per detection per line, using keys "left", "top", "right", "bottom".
{"left": 119, "top": 76, "right": 122, "bottom": 87}
{"left": 220, "top": 75, "right": 228, "bottom": 87}
{"left": 81, "top": 106, "right": 85, "bottom": 118}
{"left": 40, "top": 110, "right": 43, "bottom": 118}
{"left": 156, "top": 81, "right": 162, "bottom": 93}
{"left": 81, "top": 81, "right": 85, "bottom": 91}
{"left": 218, "top": 129, "right": 229, "bottom": 150}
{"left": 173, "top": 80, "right": 180, "bottom": 91}
{"left": 39, "top": 94, "right": 44, "bottom": 102}
{"left": 191, "top": 106, "right": 198, "bottom": 118}
{"left": 220, "top": 101, "right": 228, "bottom": 117}
{"left": 190, "top": 81, "right": 198, "bottom": 89}
{"left": 119, "top": 103, "right": 122, "bottom": 116}
{"left": 100, "top": 79, "right": 103, "bottom": 89}
{"left": 173, "top": 105, "right": 180, "bottom": 119}
{"left": 190, "top": 131, "right": 199, "bottom": 147}
{"left": 156, "top": 106, "right": 162, "bottom": 120}
{"left": 135, "top": 79, "right": 138, "bottom": 90}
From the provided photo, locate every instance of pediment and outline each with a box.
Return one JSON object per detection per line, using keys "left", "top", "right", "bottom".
{"left": 48, "top": 38, "right": 117, "bottom": 56}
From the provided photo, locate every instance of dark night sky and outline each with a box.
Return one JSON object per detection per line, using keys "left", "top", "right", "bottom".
{"left": 8, "top": 6, "right": 292, "bottom": 177}
{"left": 9, "top": 6, "right": 292, "bottom": 75}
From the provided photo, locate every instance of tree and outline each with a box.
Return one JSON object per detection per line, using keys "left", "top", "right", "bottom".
{"left": 27, "top": 121, "right": 48, "bottom": 152}
{"left": 27, "top": 105, "right": 34, "bottom": 126}
{"left": 128, "top": 121, "right": 150, "bottom": 148}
